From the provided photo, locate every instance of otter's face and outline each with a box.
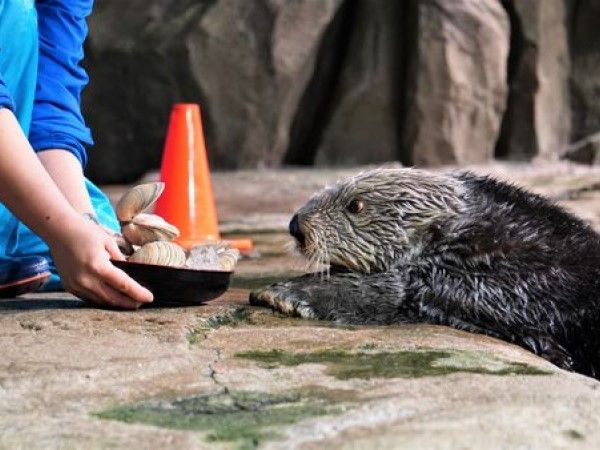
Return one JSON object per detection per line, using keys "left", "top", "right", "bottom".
{"left": 289, "top": 169, "right": 464, "bottom": 273}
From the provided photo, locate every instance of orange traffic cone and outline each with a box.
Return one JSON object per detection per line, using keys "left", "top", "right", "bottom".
{"left": 154, "top": 103, "right": 253, "bottom": 254}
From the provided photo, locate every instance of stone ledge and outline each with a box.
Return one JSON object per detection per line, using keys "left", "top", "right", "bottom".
{"left": 3, "top": 164, "right": 600, "bottom": 448}
{"left": 1, "top": 289, "right": 598, "bottom": 449}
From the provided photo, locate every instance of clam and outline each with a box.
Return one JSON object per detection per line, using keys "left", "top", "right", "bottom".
{"left": 116, "top": 182, "right": 165, "bottom": 222}
{"left": 186, "top": 243, "right": 240, "bottom": 271}
{"left": 115, "top": 182, "right": 239, "bottom": 272}
{"left": 128, "top": 241, "right": 187, "bottom": 267}
{"left": 114, "top": 233, "right": 134, "bottom": 256}
{"left": 215, "top": 246, "right": 240, "bottom": 272}
{"left": 121, "top": 213, "right": 180, "bottom": 246}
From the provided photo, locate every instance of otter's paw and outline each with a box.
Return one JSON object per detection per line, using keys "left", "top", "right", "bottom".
{"left": 249, "top": 283, "right": 316, "bottom": 319}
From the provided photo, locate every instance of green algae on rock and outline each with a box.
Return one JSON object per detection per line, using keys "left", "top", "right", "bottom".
{"left": 187, "top": 307, "right": 251, "bottom": 345}
{"left": 235, "top": 349, "right": 551, "bottom": 380}
{"left": 245, "top": 310, "right": 358, "bottom": 330}
{"left": 96, "top": 390, "right": 343, "bottom": 449}
{"left": 231, "top": 273, "right": 301, "bottom": 290}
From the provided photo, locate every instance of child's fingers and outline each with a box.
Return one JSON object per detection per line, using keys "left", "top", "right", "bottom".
{"left": 75, "top": 286, "right": 142, "bottom": 310}
{"left": 105, "top": 236, "right": 126, "bottom": 261}
{"left": 87, "top": 281, "right": 143, "bottom": 310}
{"left": 97, "top": 261, "right": 154, "bottom": 303}
{"left": 65, "top": 274, "right": 144, "bottom": 310}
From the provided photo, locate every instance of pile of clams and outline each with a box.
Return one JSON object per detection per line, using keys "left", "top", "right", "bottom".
{"left": 114, "top": 182, "right": 239, "bottom": 272}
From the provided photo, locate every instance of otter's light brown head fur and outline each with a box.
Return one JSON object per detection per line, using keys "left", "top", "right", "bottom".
{"left": 289, "top": 168, "right": 465, "bottom": 273}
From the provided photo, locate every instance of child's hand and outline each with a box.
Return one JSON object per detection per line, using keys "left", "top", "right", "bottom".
{"left": 0, "top": 110, "right": 151, "bottom": 309}
{"left": 48, "top": 220, "right": 153, "bottom": 309}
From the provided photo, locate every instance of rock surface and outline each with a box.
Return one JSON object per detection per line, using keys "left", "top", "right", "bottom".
{"left": 313, "top": 0, "right": 403, "bottom": 166}
{"left": 567, "top": 0, "right": 600, "bottom": 144}
{"left": 403, "top": 0, "right": 509, "bottom": 165}
{"left": 496, "top": 0, "right": 571, "bottom": 161}
{"left": 82, "top": 0, "right": 343, "bottom": 183}
{"left": 187, "top": 0, "right": 343, "bottom": 169}
{"left": 3, "top": 163, "right": 600, "bottom": 448}
{"left": 2, "top": 291, "right": 599, "bottom": 449}
{"left": 99, "top": 161, "right": 600, "bottom": 231}
{"left": 562, "top": 132, "right": 600, "bottom": 165}
{"left": 82, "top": 0, "right": 600, "bottom": 183}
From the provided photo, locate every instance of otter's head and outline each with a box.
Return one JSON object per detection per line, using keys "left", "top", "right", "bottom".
{"left": 289, "top": 168, "right": 465, "bottom": 273}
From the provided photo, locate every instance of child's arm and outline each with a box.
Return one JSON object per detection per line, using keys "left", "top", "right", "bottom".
{"left": 0, "top": 108, "right": 152, "bottom": 308}
{"left": 38, "top": 150, "right": 95, "bottom": 215}
{"left": 30, "top": 1, "right": 93, "bottom": 167}
{"left": 31, "top": 1, "right": 97, "bottom": 214}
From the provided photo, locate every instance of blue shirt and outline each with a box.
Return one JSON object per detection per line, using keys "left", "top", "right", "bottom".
{"left": 0, "top": 0, "right": 93, "bottom": 166}
{"left": 0, "top": 77, "right": 14, "bottom": 112}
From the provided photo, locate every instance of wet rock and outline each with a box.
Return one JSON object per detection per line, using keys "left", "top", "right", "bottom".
{"left": 496, "top": 0, "right": 571, "bottom": 161}
{"left": 403, "top": 0, "right": 510, "bottom": 166}
{"left": 236, "top": 348, "right": 550, "bottom": 380}
{"left": 0, "top": 289, "right": 576, "bottom": 449}
{"left": 97, "top": 389, "right": 341, "bottom": 448}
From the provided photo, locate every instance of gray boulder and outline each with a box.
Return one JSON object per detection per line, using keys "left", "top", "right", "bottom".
{"left": 496, "top": 0, "right": 571, "bottom": 161}
{"left": 403, "top": 0, "right": 510, "bottom": 166}
{"left": 82, "top": 0, "right": 343, "bottom": 183}
{"left": 313, "top": 0, "right": 403, "bottom": 167}
{"left": 567, "top": 0, "right": 600, "bottom": 146}
{"left": 81, "top": 0, "right": 600, "bottom": 184}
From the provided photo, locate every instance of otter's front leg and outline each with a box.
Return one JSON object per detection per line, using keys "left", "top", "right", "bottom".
{"left": 250, "top": 271, "right": 416, "bottom": 325}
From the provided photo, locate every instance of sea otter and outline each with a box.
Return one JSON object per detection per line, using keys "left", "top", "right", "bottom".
{"left": 250, "top": 168, "right": 600, "bottom": 378}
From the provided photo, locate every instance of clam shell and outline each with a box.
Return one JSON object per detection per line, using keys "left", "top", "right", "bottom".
{"left": 216, "top": 247, "right": 240, "bottom": 271}
{"left": 114, "top": 234, "right": 134, "bottom": 256}
{"left": 128, "top": 241, "right": 187, "bottom": 267}
{"left": 186, "top": 242, "right": 240, "bottom": 271}
{"left": 116, "top": 182, "right": 165, "bottom": 222}
{"left": 121, "top": 213, "right": 180, "bottom": 246}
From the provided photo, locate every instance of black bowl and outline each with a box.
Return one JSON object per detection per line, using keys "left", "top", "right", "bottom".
{"left": 112, "top": 260, "right": 232, "bottom": 306}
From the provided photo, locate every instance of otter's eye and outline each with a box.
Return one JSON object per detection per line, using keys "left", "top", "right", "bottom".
{"left": 346, "top": 199, "right": 364, "bottom": 214}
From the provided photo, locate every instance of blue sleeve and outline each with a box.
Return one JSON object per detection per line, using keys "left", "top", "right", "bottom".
{"left": 0, "top": 76, "right": 15, "bottom": 112}
{"left": 29, "top": 0, "right": 94, "bottom": 166}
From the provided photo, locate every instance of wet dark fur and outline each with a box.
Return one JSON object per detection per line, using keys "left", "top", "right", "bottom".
{"left": 250, "top": 170, "right": 600, "bottom": 378}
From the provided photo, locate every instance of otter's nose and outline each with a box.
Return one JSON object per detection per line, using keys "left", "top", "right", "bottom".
{"left": 289, "top": 214, "right": 305, "bottom": 245}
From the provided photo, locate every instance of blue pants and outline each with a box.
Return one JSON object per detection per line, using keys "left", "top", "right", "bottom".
{"left": 0, "top": 0, "right": 119, "bottom": 290}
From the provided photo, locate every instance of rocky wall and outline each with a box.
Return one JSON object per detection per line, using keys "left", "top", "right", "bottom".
{"left": 81, "top": 0, "right": 600, "bottom": 183}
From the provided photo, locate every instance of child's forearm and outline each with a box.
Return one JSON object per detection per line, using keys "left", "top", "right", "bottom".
{"left": 0, "top": 108, "right": 85, "bottom": 245}
{"left": 38, "top": 149, "right": 95, "bottom": 215}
